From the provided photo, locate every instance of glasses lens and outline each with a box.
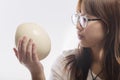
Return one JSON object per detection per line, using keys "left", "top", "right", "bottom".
{"left": 72, "top": 13, "right": 88, "bottom": 28}
{"left": 79, "top": 16, "right": 87, "bottom": 28}
{"left": 72, "top": 14, "right": 79, "bottom": 25}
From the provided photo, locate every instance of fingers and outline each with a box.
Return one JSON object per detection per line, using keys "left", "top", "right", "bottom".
{"left": 26, "top": 39, "right": 33, "bottom": 62}
{"left": 13, "top": 37, "right": 43, "bottom": 74}
{"left": 14, "top": 36, "right": 39, "bottom": 64}
{"left": 18, "top": 38, "right": 22, "bottom": 62}
{"left": 18, "top": 36, "right": 27, "bottom": 62}
{"left": 32, "top": 43, "right": 39, "bottom": 61}
{"left": 26, "top": 38, "right": 39, "bottom": 62}
{"left": 21, "top": 37, "right": 27, "bottom": 61}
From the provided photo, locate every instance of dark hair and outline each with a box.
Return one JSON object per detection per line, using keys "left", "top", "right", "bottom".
{"left": 65, "top": 0, "right": 120, "bottom": 80}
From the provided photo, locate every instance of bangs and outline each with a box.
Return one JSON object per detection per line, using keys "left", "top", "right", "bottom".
{"left": 76, "top": 0, "right": 82, "bottom": 12}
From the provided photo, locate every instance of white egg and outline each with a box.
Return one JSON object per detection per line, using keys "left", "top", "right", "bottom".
{"left": 15, "top": 23, "right": 51, "bottom": 60}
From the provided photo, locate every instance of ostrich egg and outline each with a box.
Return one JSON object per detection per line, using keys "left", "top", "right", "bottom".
{"left": 15, "top": 23, "right": 51, "bottom": 60}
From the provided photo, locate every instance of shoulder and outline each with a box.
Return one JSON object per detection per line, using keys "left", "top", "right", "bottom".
{"left": 49, "top": 49, "right": 79, "bottom": 80}
{"left": 55, "top": 49, "right": 78, "bottom": 64}
{"left": 62, "top": 48, "right": 79, "bottom": 58}
{"left": 52, "top": 49, "right": 78, "bottom": 66}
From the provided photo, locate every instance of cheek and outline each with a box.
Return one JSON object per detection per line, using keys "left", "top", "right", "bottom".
{"left": 80, "top": 22, "right": 105, "bottom": 47}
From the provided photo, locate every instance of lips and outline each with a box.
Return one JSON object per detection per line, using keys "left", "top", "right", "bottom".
{"left": 78, "top": 34, "right": 84, "bottom": 40}
{"left": 77, "top": 31, "right": 84, "bottom": 40}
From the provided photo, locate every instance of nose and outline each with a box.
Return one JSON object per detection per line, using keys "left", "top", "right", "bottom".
{"left": 76, "top": 23, "right": 83, "bottom": 31}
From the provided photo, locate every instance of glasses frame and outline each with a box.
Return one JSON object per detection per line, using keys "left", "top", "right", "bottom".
{"left": 71, "top": 13, "right": 101, "bottom": 28}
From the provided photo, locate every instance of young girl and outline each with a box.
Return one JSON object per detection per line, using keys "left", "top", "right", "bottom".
{"left": 13, "top": 0, "right": 120, "bottom": 80}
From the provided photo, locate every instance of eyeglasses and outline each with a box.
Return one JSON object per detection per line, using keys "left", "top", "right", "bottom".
{"left": 71, "top": 13, "right": 101, "bottom": 28}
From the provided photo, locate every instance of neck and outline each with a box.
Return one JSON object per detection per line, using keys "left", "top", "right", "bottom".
{"left": 91, "top": 45, "right": 104, "bottom": 63}
{"left": 90, "top": 45, "right": 104, "bottom": 79}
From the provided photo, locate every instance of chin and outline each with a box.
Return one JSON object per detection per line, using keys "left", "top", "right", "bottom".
{"left": 79, "top": 41, "right": 91, "bottom": 48}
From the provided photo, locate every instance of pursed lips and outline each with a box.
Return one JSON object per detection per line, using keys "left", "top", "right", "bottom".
{"left": 77, "top": 31, "right": 84, "bottom": 40}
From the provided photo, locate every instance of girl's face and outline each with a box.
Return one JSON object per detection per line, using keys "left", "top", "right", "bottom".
{"left": 77, "top": 3, "right": 106, "bottom": 48}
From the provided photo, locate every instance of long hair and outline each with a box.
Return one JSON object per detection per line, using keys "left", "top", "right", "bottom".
{"left": 65, "top": 0, "right": 120, "bottom": 80}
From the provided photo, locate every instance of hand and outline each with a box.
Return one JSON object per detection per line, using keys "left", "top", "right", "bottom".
{"left": 13, "top": 36, "right": 45, "bottom": 80}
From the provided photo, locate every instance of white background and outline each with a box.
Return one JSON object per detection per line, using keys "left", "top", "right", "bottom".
{"left": 0, "top": 0, "right": 79, "bottom": 80}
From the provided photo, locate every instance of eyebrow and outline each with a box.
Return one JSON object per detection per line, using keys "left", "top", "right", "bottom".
{"left": 76, "top": 9, "right": 97, "bottom": 18}
{"left": 76, "top": 9, "right": 86, "bottom": 15}
{"left": 76, "top": 11, "right": 86, "bottom": 16}
{"left": 76, "top": 10, "right": 80, "bottom": 13}
{"left": 81, "top": 13, "right": 86, "bottom": 16}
